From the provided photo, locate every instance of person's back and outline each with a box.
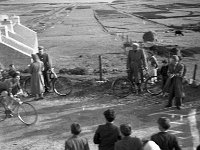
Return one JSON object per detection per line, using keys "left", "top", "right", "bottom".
{"left": 151, "top": 117, "right": 181, "bottom": 150}
{"left": 94, "top": 123, "right": 121, "bottom": 150}
{"left": 93, "top": 109, "right": 121, "bottom": 150}
{"left": 151, "top": 132, "right": 180, "bottom": 150}
{"left": 65, "top": 135, "right": 89, "bottom": 150}
{"left": 65, "top": 123, "right": 89, "bottom": 150}
{"left": 115, "top": 124, "right": 142, "bottom": 150}
{"left": 115, "top": 136, "right": 142, "bottom": 150}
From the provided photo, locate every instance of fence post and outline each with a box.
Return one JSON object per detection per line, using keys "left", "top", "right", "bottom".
{"left": 126, "top": 35, "right": 129, "bottom": 43}
{"left": 99, "top": 55, "right": 103, "bottom": 81}
{"left": 192, "top": 64, "right": 198, "bottom": 80}
{"left": 168, "top": 51, "right": 170, "bottom": 63}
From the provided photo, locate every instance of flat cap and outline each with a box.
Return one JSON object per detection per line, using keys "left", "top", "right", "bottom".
{"left": 38, "top": 46, "right": 44, "bottom": 50}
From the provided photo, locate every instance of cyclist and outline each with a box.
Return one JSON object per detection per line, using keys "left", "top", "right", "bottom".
{"left": 0, "top": 71, "right": 23, "bottom": 116}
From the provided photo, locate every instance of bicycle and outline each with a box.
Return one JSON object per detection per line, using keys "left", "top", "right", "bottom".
{"left": 0, "top": 94, "right": 38, "bottom": 125}
{"left": 23, "top": 68, "right": 72, "bottom": 96}
{"left": 111, "top": 71, "right": 163, "bottom": 98}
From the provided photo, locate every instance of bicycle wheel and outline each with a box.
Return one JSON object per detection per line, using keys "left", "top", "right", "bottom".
{"left": 145, "top": 75, "right": 163, "bottom": 95}
{"left": 0, "top": 102, "right": 7, "bottom": 122}
{"left": 53, "top": 76, "right": 72, "bottom": 96}
{"left": 112, "top": 77, "right": 136, "bottom": 98}
{"left": 17, "top": 102, "right": 38, "bottom": 125}
{"left": 23, "top": 77, "right": 31, "bottom": 95}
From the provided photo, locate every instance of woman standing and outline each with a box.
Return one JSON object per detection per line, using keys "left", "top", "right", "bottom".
{"left": 29, "top": 54, "right": 44, "bottom": 100}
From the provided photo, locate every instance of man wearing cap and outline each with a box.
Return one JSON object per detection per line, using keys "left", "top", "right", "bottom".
{"left": 165, "top": 55, "right": 184, "bottom": 110}
{"left": 127, "top": 43, "right": 148, "bottom": 92}
{"left": 37, "top": 46, "right": 52, "bottom": 93}
{"left": 114, "top": 124, "right": 143, "bottom": 150}
{"left": 151, "top": 117, "right": 181, "bottom": 150}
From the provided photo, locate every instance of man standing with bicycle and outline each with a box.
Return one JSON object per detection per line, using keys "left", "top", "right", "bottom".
{"left": 127, "top": 43, "right": 148, "bottom": 93}
{"left": 37, "top": 46, "right": 52, "bottom": 93}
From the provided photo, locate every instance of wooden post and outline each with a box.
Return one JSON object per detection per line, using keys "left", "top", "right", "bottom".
{"left": 168, "top": 51, "right": 170, "bottom": 64}
{"left": 99, "top": 55, "right": 103, "bottom": 81}
{"left": 192, "top": 64, "right": 198, "bottom": 80}
{"left": 126, "top": 35, "right": 129, "bottom": 43}
{"left": 121, "top": 33, "right": 124, "bottom": 41}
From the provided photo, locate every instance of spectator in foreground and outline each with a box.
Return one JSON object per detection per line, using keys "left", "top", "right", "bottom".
{"left": 165, "top": 55, "right": 184, "bottom": 110}
{"left": 29, "top": 54, "right": 44, "bottom": 100}
{"left": 37, "top": 46, "right": 52, "bottom": 93}
{"left": 93, "top": 109, "right": 121, "bottom": 150}
{"left": 65, "top": 123, "right": 90, "bottom": 150}
{"left": 115, "top": 123, "right": 143, "bottom": 150}
{"left": 142, "top": 139, "right": 160, "bottom": 150}
{"left": 151, "top": 117, "right": 181, "bottom": 150}
{"left": 197, "top": 145, "right": 200, "bottom": 150}
{"left": 127, "top": 43, "right": 148, "bottom": 93}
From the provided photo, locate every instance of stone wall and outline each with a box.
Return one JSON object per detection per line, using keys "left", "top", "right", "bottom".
{"left": 0, "top": 42, "right": 31, "bottom": 69}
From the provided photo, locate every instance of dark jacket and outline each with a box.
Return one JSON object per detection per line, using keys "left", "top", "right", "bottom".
{"left": 65, "top": 135, "right": 90, "bottom": 150}
{"left": 127, "top": 49, "right": 147, "bottom": 70}
{"left": 160, "top": 65, "right": 168, "bottom": 77}
{"left": 36, "top": 53, "right": 51, "bottom": 71}
{"left": 114, "top": 136, "right": 143, "bottom": 150}
{"left": 151, "top": 131, "right": 181, "bottom": 150}
{"left": 168, "top": 63, "right": 184, "bottom": 98}
{"left": 93, "top": 122, "right": 122, "bottom": 150}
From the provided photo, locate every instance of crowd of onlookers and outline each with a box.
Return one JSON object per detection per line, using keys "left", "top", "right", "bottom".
{"left": 65, "top": 109, "right": 200, "bottom": 150}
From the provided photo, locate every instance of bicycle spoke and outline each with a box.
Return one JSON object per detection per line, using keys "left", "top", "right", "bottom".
{"left": 17, "top": 102, "right": 38, "bottom": 125}
{"left": 145, "top": 76, "right": 163, "bottom": 95}
{"left": 112, "top": 78, "right": 133, "bottom": 98}
{"left": 53, "top": 77, "right": 72, "bottom": 96}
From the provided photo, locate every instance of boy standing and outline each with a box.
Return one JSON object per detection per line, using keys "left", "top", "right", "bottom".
{"left": 151, "top": 117, "right": 181, "bottom": 150}
{"left": 65, "top": 123, "right": 90, "bottom": 150}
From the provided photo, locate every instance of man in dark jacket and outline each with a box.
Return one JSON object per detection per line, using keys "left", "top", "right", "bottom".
{"left": 93, "top": 109, "right": 121, "bottom": 150}
{"left": 151, "top": 117, "right": 181, "bottom": 150}
{"left": 165, "top": 55, "right": 184, "bottom": 110}
{"left": 37, "top": 46, "right": 52, "bottom": 92}
{"left": 115, "top": 124, "right": 143, "bottom": 150}
{"left": 65, "top": 123, "right": 90, "bottom": 150}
